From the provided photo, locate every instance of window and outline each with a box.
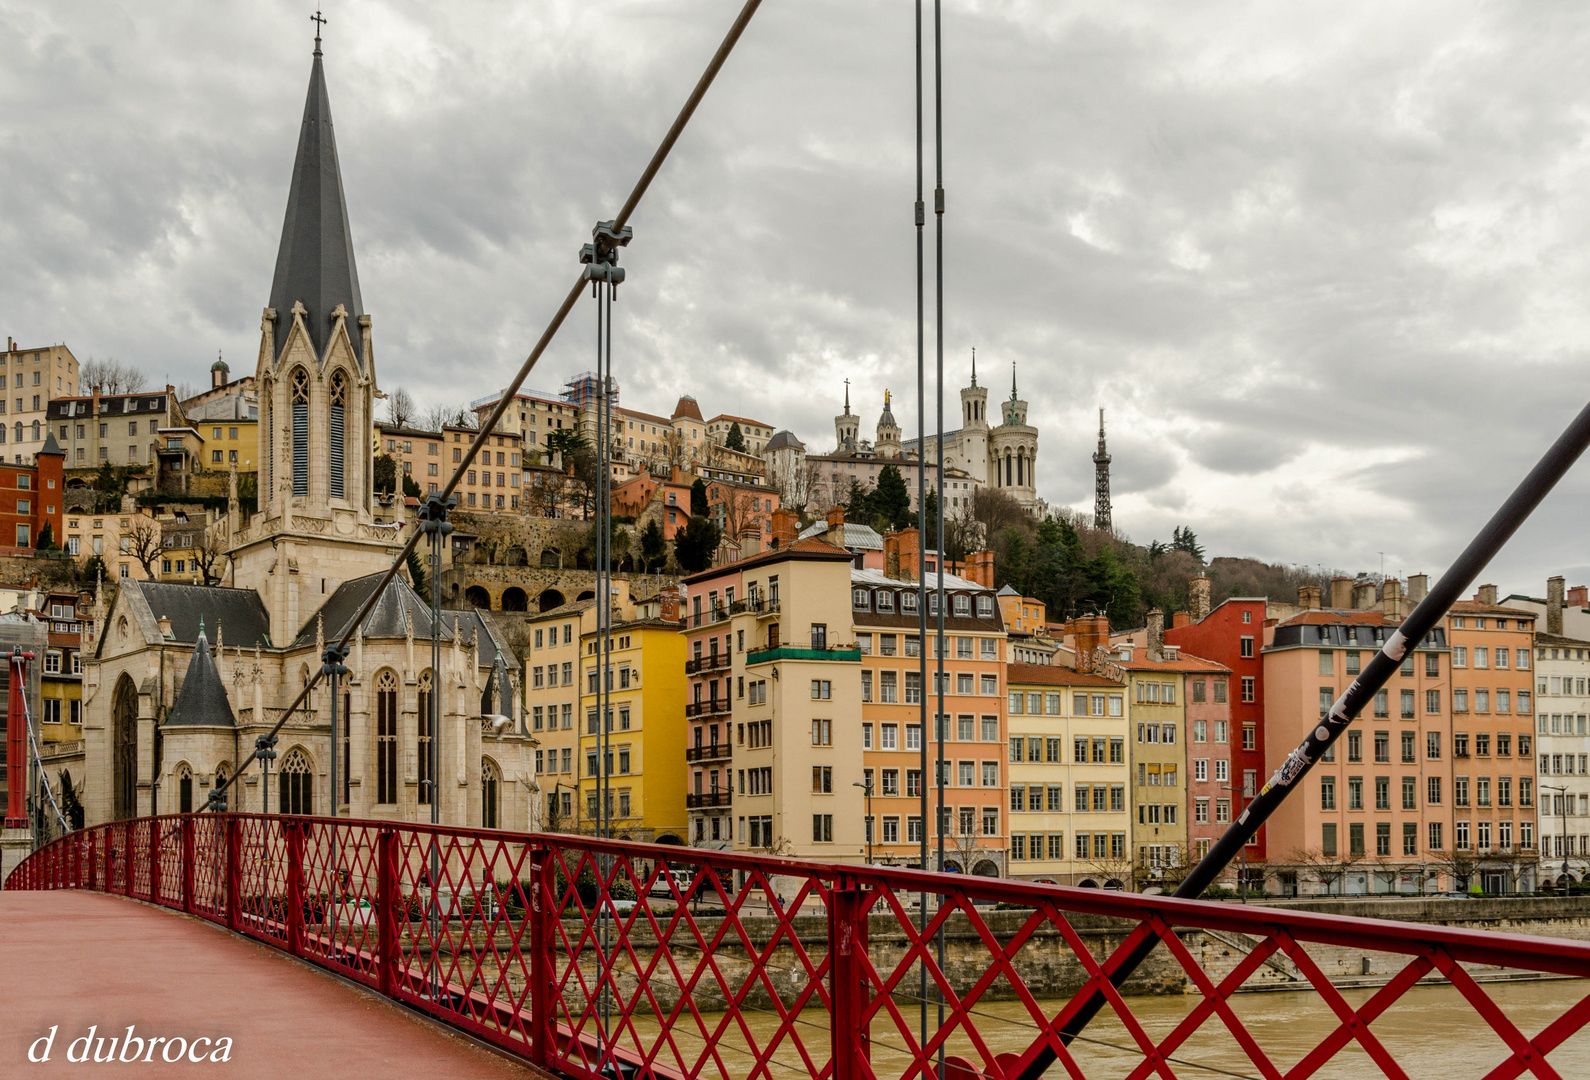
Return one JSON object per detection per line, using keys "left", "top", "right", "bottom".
{"left": 376, "top": 670, "right": 398, "bottom": 804}
{"left": 1240, "top": 636, "right": 1254, "bottom": 658}
{"left": 1426, "top": 689, "right": 1441, "bottom": 714}
{"left": 1240, "top": 676, "right": 1254, "bottom": 703}
{"left": 812, "top": 718, "right": 832, "bottom": 746}
{"left": 812, "top": 815, "right": 833, "bottom": 842}
{"left": 811, "top": 679, "right": 831, "bottom": 700}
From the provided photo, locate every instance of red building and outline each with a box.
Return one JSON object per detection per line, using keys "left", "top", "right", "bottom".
{"left": 1164, "top": 579, "right": 1270, "bottom": 869}
{"left": 0, "top": 433, "right": 64, "bottom": 556}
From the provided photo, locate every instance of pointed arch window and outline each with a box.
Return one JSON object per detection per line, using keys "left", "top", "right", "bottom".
{"left": 291, "top": 368, "right": 310, "bottom": 497}
{"left": 417, "top": 670, "right": 433, "bottom": 806}
{"left": 341, "top": 689, "right": 351, "bottom": 807}
{"left": 376, "top": 670, "right": 398, "bottom": 804}
{"left": 278, "top": 747, "right": 313, "bottom": 815}
{"left": 176, "top": 762, "right": 194, "bottom": 814}
{"left": 482, "top": 757, "right": 501, "bottom": 829}
{"left": 329, "top": 370, "right": 347, "bottom": 500}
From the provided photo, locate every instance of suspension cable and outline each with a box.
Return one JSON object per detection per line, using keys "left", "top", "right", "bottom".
{"left": 201, "top": 0, "right": 765, "bottom": 813}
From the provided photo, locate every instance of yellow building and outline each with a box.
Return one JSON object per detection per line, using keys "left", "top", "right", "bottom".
{"left": 198, "top": 419, "right": 259, "bottom": 474}
{"left": 64, "top": 511, "right": 153, "bottom": 582}
{"left": 524, "top": 586, "right": 688, "bottom": 842}
{"left": 37, "top": 588, "right": 88, "bottom": 746}
{"left": 1005, "top": 664, "right": 1129, "bottom": 885}
{"left": 3, "top": 341, "right": 79, "bottom": 464}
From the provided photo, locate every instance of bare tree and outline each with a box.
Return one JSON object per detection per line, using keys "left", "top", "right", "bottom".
{"left": 192, "top": 529, "right": 230, "bottom": 586}
{"left": 386, "top": 387, "right": 417, "bottom": 429}
{"left": 423, "top": 402, "right": 479, "bottom": 432}
{"left": 1286, "top": 846, "right": 1365, "bottom": 897}
{"left": 124, "top": 516, "right": 163, "bottom": 579}
{"left": 80, "top": 357, "right": 148, "bottom": 395}
{"left": 710, "top": 481, "right": 764, "bottom": 545}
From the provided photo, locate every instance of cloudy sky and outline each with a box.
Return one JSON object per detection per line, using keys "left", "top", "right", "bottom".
{"left": 5, "top": 1, "right": 1590, "bottom": 595}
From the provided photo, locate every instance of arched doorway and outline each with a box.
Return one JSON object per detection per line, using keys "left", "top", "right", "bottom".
{"left": 540, "top": 548, "right": 561, "bottom": 568}
{"left": 505, "top": 546, "right": 528, "bottom": 566}
{"left": 465, "top": 585, "right": 491, "bottom": 609}
{"left": 654, "top": 833, "right": 685, "bottom": 846}
{"left": 112, "top": 674, "right": 139, "bottom": 820}
{"left": 501, "top": 587, "right": 528, "bottom": 612}
{"left": 576, "top": 590, "right": 595, "bottom": 602}
{"left": 971, "top": 860, "right": 1000, "bottom": 878}
{"left": 1077, "top": 879, "right": 1100, "bottom": 889}
{"left": 537, "top": 588, "right": 565, "bottom": 612}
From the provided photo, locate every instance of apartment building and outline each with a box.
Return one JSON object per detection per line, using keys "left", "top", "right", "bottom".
{"left": 36, "top": 587, "right": 87, "bottom": 744}
{"left": 525, "top": 601, "right": 593, "bottom": 830}
{"left": 48, "top": 388, "right": 198, "bottom": 485}
{"left": 1263, "top": 610, "right": 1454, "bottom": 896}
{"left": 853, "top": 565, "right": 1008, "bottom": 871}
{"left": 0, "top": 437, "right": 63, "bottom": 554}
{"left": 1445, "top": 586, "right": 1539, "bottom": 892}
{"left": 682, "top": 527, "right": 866, "bottom": 862}
{"left": 63, "top": 510, "right": 155, "bottom": 582}
{"left": 1535, "top": 631, "right": 1590, "bottom": 884}
{"left": 1005, "top": 664, "right": 1128, "bottom": 885}
{"left": 706, "top": 414, "right": 775, "bottom": 456}
{"left": 469, "top": 387, "right": 582, "bottom": 459}
{"left": 444, "top": 426, "right": 528, "bottom": 510}
{"left": 2, "top": 341, "right": 79, "bottom": 464}
{"left": 999, "top": 589, "right": 1058, "bottom": 666}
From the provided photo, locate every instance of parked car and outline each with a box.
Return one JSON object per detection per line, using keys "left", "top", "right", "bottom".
{"left": 648, "top": 868, "right": 698, "bottom": 899}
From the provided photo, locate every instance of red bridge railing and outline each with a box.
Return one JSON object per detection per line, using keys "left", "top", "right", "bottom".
{"left": 7, "top": 814, "right": 1590, "bottom": 1079}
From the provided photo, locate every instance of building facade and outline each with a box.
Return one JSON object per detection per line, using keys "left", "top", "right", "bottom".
{"left": 2, "top": 342, "right": 79, "bottom": 464}
{"left": 0, "top": 436, "right": 64, "bottom": 554}
{"left": 1534, "top": 632, "right": 1590, "bottom": 885}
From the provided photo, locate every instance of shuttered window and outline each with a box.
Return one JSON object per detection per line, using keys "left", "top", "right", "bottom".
{"left": 291, "top": 368, "right": 310, "bottom": 496}
{"left": 329, "top": 371, "right": 347, "bottom": 499}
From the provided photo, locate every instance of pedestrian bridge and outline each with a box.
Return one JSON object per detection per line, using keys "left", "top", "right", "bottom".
{"left": 6, "top": 814, "right": 1590, "bottom": 1079}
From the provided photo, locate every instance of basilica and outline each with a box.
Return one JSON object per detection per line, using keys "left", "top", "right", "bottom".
{"left": 74, "top": 37, "right": 538, "bottom": 831}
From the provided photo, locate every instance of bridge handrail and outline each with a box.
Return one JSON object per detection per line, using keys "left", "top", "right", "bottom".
{"left": 8, "top": 813, "right": 1590, "bottom": 1080}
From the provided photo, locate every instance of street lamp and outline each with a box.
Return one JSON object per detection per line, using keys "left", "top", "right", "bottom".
{"left": 1543, "top": 783, "right": 1571, "bottom": 891}
{"left": 854, "top": 779, "right": 875, "bottom": 865}
{"left": 1220, "top": 783, "right": 1250, "bottom": 902}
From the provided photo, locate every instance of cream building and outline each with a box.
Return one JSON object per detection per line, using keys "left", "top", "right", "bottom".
{"left": 73, "top": 36, "right": 537, "bottom": 831}
{"left": 3, "top": 341, "right": 79, "bottom": 464}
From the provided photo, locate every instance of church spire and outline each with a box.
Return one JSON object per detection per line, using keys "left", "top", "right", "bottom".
{"left": 268, "top": 14, "right": 365, "bottom": 362}
{"left": 1093, "top": 407, "right": 1112, "bottom": 532}
{"left": 970, "top": 347, "right": 977, "bottom": 387}
{"left": 1011, "top": 361, "right": 1018, "bottom": 399}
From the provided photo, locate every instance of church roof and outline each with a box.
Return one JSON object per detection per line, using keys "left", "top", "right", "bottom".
{"left": 135, "top": 581, "right": 273, "bottom": 648}
{"left": 165, "top": 631, "right": 237, "bottom": 727}
{"left": 296, "top": 570, "right": 514, "bottom": 658}
{"left": 268, "top": 44, "right": 365, "bottom": 364}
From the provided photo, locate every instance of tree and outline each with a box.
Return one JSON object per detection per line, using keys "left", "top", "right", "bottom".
{"left": 1171, "top": 526, "right": 1205, "bottom": 563}
{"left": 34, "top": 522, "right": 55, "bottom": 551}
{"left": 673, "top": 516, "right": 721, "bottom": 574}
{"left": 871, "top": 465, "right": 912, "bottom": 531}
{"left": 386, "top": 387, "right": 417, "bottom": 428}
{"left": 544, "top": 426, "right": 587, "bottom": 466}
{"left": 843, "top": 478, "right": 872, "bottom": 524}
{"left": 79, "top": 357, "right": 148, "bottom": 394}
{"left": 124, "top": 516, "right": 162, "bottom": 579}
{"left": 1429, "top": 845, "right": 1483, "bottom": 895}
{"left": 690, "top": 479, "right": 710, "bottom": 517}
{"left": 639, "top": 520, "right": 668, "bottom": 571}
{"left": 373, "top": 453, "right": 397, "bottom": 495}
{"left": 424, "top": 402, "right": 478, "bottom": 432}
{"left": 192, "top": 530, "right": 230, "bottom": 586}
{"left": 402, "top": 473, "right": 422, "bottom": 498}
{"left": 79, "top": 555, "right": 108, "bottom": 586}
{"left": 724, "top": 422, "right": 746, "bottom": 453}
{"left": 1286, "top": 846, "right": 1365, "bottom": 896}
{"left": 406, "top": 548, "right": 428, "bottom": 594}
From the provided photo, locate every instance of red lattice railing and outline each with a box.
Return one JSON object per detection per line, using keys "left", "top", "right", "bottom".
{"left": 7, "top": 815, "right": 1590, "bottom": 1079}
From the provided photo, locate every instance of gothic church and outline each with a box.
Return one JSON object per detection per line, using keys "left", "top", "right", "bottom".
{"left": 75, "top": 36, "right": 538, "bottom": 831}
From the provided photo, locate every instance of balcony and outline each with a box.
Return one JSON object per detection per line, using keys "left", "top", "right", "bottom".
{"left": 685, "top": 653, "right": 732, "bottom": 675}
{"left": 686, "top": 744, "right": 732, "bottom": 763}
{"left": 686, "top": 700, "right": 732, "bottom": 719}
{"left": 686, "top": 791, "right": 732, "bottom": 809}
{"left": 746, "top": 645, "right": 862, "bottom": 666}
{"left": 751, "top": 598, "right": 781, "bottom": 618}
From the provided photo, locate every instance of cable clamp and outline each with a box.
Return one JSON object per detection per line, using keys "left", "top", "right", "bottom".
{"left": 418, "top": 493, "right": 456, "bottom": 536}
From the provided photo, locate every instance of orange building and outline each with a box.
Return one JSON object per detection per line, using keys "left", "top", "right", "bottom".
{"left": 1445, "top": 585, "right": 1539, "bottom": 891}
{"left": 853, "top": 561, "right": 1008, "bottom": 872}
{"left": 1263, "top": 610, "right": 1454, "bottom": 896}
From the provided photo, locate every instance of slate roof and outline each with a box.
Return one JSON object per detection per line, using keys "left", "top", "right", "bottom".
{"left": 765, "top": 430, "right": 804, "bottom": 452}
{"left": 137, "top": 581, "right": 273, "bottom": 648}
{"left": 39, "top": 431, "right": 63, "bottom": 457}
{"left": 268, "top": 45, "right": 365, "bottom": 364}
{"left": 165, "top": 631, "right": 237, "bottom": 727}
{"left": 295, "top": 570, "right": 514, "bottom": 658}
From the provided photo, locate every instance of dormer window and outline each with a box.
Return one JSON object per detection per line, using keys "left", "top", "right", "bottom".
{"left": 877, "top": 591, "right": 895, "bottom": 613}
{"left": 977, "top": 595, "right": 994, "bottom": 618}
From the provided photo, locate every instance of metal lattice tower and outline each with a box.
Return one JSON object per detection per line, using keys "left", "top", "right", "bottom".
{"left": 1092, "top": 407, "right": 1112, "bottom": 531}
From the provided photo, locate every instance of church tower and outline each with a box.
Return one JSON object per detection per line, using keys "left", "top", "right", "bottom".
{"left": 834, "top": 379, "right": 860, "bottom": 453}
{"left": 231, "top": 26, "right": 398, "bottom": 646}
{"left": 988, "top": 363, "right": 1038, "bottom": 511}
{"left": 875, "top": 390, "right": 901, "bottom": 458}
{"left": 957, "top": 349, "right": 990, "bottom": 485}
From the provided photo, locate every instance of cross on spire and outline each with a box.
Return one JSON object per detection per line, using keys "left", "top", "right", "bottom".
{"left": 311, "top": 7, "right": 327, "bottom": 56}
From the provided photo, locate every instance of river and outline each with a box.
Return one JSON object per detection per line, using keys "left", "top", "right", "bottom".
{"left": 612, "top": 978, "right": 1590, "bottom": 1079}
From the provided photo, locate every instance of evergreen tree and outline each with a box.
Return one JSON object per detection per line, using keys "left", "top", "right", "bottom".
{"left": 544, "top": 427, "right": 588, "bottom": 465}
{"left": 402, "top": 473, "right": 422, "bottom": 498}
{"left": 724, "top": 422, "right": 746, "bottom": 453}
{"left": 844, "top": 478, "right": 872, "bottom": 524}
{"left": 871, "top": 465, "right": 913, "bottom": 531}
{"left": 920, "top": 488, "right": 939, "bottom": 549}
{"left": 690, "top": 478, "right": 711, "bottom": 517}
{"left": 673, "top": 516, "right": 721, "bottom": 573}
{"left": 35, "top": 522, "right": 55, "bottom": 551}
{"left": 1172, "top": 526, "right": 1205, "bottom": 563}
{"left": 406, "top": 547, "right": 428, "bottom": 595}
{"left": 639, "top": 519, "right": 668, "bottom": 571}
{"left": 373, "top": 453, "right": 397, "bottom": 495}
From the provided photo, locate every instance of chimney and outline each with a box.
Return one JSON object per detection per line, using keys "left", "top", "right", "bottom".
{"left": 1548, "top": 576, "right": 1566, "bottom": 637}
{"left": 739, "top": 528, "right": 762, "bottom": 561}
{"left": 157, "top": 615, "right": 173, "bottom": 639}
{"left": 659, "top": 585, "right": 683, "bottom": 624}
{"left": 1353, "top": 579, "right": 1376, "bottom": 610}
{"left": 1189, "top": 576, "right": 1211, "bottom": 622}
{"left": 1073, "top": 614, "right": 1110, "bottom": 674}
{"left": 1172, "top": 610, "right": 1191, "bottom": 629}
{"left": 1380, "top": 578, "right": 1403, "bottom": 619}
{"left": 826, "top": 504, "right": 845, "bottom": 529}
{"left": 883, "top": 533, "right": 901, "bottom": 579}
{"left": 896, "top": 527, "right": 921, "bottom": 580}
{"left": 1330, "top": 576, "right": 1354, "bottom": 610}
{"left": 1298, "top": 584, "right": 1321, "bottom": 610}
{"left": 769, "top": 508, "right": 799, "bottom": 548}
{"left": 1477, "top": 584, "right": 1498, "bottom": 606}
{"left": 1408, "top": 574, "right": 1428, "bottom": 603}
{"left": 969, "top": 549, "right": 995, "bottom": 588}
{"left": 1146, "top": 609, "right": 1165, "bottom": 662}
{"left": 1569, "top": 586, "right": 1589, "bottom": 608}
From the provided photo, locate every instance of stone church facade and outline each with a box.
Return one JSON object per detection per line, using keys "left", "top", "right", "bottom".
{"left": 76, "top": 38, "right": 538, "bottom": 832}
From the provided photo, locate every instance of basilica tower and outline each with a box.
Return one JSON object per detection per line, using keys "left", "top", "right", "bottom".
{"left": 875, "top": 390, "right": 901, "bottom": 458}
{"left": 834, "top": 380, "right": 860, "bottom": 452}
{"left": 232, "top": 29, "right": 398, "bottom": 645}
{"left": 957, "top": 349, "right": 990, "bottom": 485}
{"left": 989, "top": 363, "right": 1038, "bottom": 510}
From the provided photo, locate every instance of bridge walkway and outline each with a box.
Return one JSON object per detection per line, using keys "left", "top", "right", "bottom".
{"left": 0, "top": 891, "right": 532, "bottom": 1077}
